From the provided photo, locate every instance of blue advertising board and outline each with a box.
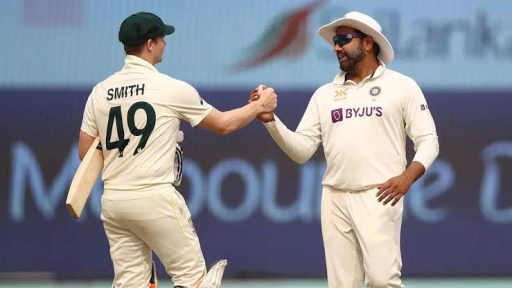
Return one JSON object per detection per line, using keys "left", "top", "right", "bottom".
{"left": 1, "top": 89, "right": 511, "bottom": 278}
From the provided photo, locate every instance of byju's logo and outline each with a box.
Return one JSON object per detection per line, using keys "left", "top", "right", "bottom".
{"left": 331, "top": 106, "right": 383, "bottom": 123}
{"left": 331, "top": 108, "right": 343, "bottom": 123}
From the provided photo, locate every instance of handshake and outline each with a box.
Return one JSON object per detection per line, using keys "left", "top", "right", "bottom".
{"left": 248, "top": 85, "right": 276, "bottom": 123}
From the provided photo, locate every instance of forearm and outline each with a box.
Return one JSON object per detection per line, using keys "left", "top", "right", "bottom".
{"left": 264, "top": 115, "right": 319, "bottom": 164}
{"left": 219, "top": 102, "right": 261, "bottom": 135}
{"left": 403, "top": 161, "right": 426, "bottom": 183}
{"left": 78, "top": 130, "right": 96, "bottom": 160}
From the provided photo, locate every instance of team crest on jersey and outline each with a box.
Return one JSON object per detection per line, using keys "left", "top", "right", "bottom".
{"left": 369, "top": 86, "right": 381, "bottom": 98}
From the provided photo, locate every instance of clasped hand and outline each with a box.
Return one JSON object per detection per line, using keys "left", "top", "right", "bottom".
{"left": 249, "top": 85, "right": 276, "bottom": 122}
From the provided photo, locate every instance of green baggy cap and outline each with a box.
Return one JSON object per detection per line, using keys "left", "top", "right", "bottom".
{"left": 118, "top": 12, "right": 175, "bottom": 46}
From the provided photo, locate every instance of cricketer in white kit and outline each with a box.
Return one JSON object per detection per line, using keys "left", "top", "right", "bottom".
{"left": 252, "top": 11, "right": 439, "bottom": 288}
{"left": 78, "top": 12, "right": 277, "bottom": 288}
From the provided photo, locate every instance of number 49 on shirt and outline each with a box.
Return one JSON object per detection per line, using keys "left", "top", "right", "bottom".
{"left": 106, "top": 101, "right": 155, "bottom": 157}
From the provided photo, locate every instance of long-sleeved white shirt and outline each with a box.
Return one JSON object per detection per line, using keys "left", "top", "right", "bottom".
{"left": 264, "top": 64, "right": 439, "bottom": 191}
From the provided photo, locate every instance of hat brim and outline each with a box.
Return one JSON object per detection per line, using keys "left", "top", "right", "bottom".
{"left": 318, "top": 18, "right": 394, "bottom": 64}
{"left": 164, "top": 25, "right": 175, "bottom": 35}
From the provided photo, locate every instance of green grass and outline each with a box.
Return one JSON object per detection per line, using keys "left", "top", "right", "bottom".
{"left": 1, "top": 279, "right": 512, "bottom": 288}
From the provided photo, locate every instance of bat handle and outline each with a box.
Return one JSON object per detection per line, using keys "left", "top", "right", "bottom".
{"left": 177, "top": 131, "right": 184, "bottom": 143}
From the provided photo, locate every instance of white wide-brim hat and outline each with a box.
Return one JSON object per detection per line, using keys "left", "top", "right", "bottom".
{"left": 318, "top": 11, "right": 394, "bottom": 64}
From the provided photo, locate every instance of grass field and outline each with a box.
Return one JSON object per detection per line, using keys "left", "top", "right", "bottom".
{"left": 1, "top": 279, "right": 512, "bottom": 288}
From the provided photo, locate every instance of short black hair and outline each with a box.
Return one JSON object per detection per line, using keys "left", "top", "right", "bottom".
{"left": 372, "top": 42, "right": 381, "bottom": 57}
{"left": 354, "top": 29, "right": 380, "bottom": 58}
{"left": 123, "top": 37, "right": 158, "bottom": 55}
{"left": 124, "top": 43, "right": 145, "bottom": 55}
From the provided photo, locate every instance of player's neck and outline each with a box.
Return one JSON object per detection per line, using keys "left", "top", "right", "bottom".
{"left": 345, "top": 57, "right": 379, "bottom": 84}
{"left": 134, "top": 52, "right": 157, "bottom": 66}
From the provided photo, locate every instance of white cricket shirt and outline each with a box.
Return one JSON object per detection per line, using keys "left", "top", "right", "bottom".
{"left": 264, "top": 64, "right": 439, "bottom": 191}
{"left": 81, "top": 55, "right": 212, "bottom": 192}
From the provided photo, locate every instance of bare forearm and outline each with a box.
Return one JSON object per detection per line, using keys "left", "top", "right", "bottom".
{"left": 217, "top": 102, "right": 261, "bottom": 135}
{"left": 78, "top": 131, "right": 96, "bottom": 160}
{"left": 403, "top": 161, "right": 426, "bottom": 183}
{"left": 200, "top": 87, "right": 277, "bottom": 135}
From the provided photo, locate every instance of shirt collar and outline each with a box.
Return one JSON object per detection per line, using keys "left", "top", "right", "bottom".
{"left": 122, "top": 55, "right": 159, "bottom": 73}
{"left": 332, "top": 62, "right": 386, "bottom": 85}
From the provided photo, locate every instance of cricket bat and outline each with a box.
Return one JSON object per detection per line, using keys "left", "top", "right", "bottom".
{"left": 66, "top": 137, "right": 103, "bottom": 219}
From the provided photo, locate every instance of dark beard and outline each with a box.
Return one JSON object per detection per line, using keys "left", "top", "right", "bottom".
{"left": 338, "top": 42, "right": 364, "bottom": 72}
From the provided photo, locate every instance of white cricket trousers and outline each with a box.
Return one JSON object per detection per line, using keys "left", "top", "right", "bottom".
{"left": 321, "top": 186, "right": 404, "bottom": 288}
{"left": 101, "top": 187, "right": 207, "bottom": 288}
